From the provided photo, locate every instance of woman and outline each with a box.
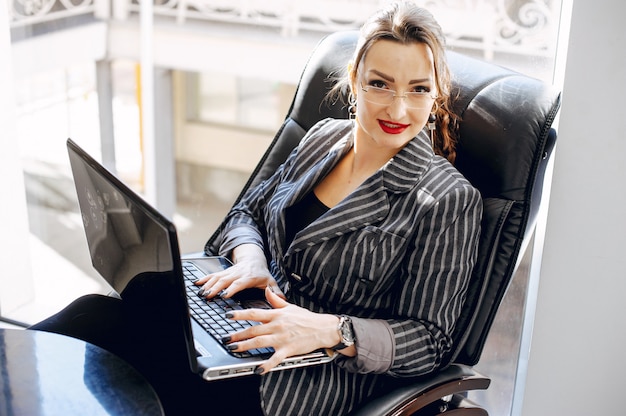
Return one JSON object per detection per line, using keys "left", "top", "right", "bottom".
{"left": 195, "top": 1, "right": 482, "bottom": 414}
{"left": 32, "top": 2, "right": 481, "bottom": 415}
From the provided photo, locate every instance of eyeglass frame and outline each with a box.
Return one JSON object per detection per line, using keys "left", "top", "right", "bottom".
{"left": 359, "top": 82, "right": 437, "bottom": 109}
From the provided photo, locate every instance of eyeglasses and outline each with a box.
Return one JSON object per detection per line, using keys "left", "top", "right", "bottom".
{"left": 360, "top": 83, "right": 437, "bottom": 109}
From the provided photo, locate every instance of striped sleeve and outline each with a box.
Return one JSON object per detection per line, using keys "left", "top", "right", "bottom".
{"left": 387, "top": 183, "right": 482, "bottom": 376}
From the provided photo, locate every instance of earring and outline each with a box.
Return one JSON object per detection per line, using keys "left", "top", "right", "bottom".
{"left": 428, "top": 113, "right": 436, "bottom": 148}
{"left": 348, "top": 93, "right": 357, "bottom": 120}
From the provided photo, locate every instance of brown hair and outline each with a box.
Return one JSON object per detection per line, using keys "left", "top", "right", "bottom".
{"left": 331, "top": 1, "right": 459, "bottom": 163}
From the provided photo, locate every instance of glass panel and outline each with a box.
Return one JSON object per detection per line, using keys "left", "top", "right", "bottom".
{"left": 12, "top": 62, "right": 109, "bottom": 323}
{"left": 4, "top": 3, "right": 111, "bottom": 323}
{"left": 191, "top": 71, "right": 284, "bottom": 132}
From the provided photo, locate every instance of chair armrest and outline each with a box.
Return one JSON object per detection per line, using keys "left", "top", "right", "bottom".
{"left": 181, "top": 251, "right": 209, "bottom": 259}
{"left": 347, "top": 364, "right": 490, "bottom": 416}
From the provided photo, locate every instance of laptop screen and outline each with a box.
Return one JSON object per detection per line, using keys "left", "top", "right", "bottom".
{"left": 67, "top": 141, "right": 176, "bottom": 295}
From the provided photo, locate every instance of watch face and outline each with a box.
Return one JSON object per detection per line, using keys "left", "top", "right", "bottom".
{"left": 340, "top": 317, "right": 355, "bottom": 343}
{"left": 332, "top": 316, "right": 355, "bottom": 350}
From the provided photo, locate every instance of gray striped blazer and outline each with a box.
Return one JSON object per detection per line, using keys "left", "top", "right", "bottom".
{"left": 218, "top": 118, "right": 482, "bottom": 415}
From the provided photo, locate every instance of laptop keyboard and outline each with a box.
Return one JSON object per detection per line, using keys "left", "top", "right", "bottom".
{"left": 182, "top": 261, "right": 274, "bottom": 358}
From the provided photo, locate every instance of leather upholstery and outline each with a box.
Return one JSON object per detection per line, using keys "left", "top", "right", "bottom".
{"left": 444, "top": 51, "right": 560, "bottom": 365}
{"left": 205, "top": 30, "right": 561, "bottom": 414}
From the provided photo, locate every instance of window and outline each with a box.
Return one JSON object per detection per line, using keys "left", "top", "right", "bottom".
{"left": 187, "top": 72, "right": 285, "bottom": 132}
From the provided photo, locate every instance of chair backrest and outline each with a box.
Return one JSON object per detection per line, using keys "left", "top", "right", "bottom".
{"left": 205, "top": 30, "right": 561, "bottom": 367}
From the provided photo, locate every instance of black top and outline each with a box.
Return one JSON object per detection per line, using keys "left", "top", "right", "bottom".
{"left": 285, "top": 191, "right": 329, "bottom": 247}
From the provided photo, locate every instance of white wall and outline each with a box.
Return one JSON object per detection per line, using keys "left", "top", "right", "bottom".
{"left": 522, "top": 1, "right": 626, "bottom": 415}
{"left": 11, "top": 23, "right": 107, "bottom": 77}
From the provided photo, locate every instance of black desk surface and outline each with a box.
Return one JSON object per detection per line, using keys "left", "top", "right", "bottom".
{"left": 0, "top": 328, "right": 164, "bottom": 415}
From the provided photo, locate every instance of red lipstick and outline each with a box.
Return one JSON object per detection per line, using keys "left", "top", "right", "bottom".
{"left": 378, "top": 119, "right": 409, "bottom": 134}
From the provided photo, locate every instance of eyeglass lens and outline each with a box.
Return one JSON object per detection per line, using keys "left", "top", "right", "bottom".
{"left": 361, "top": 85, "right": 434, "bottom": 109}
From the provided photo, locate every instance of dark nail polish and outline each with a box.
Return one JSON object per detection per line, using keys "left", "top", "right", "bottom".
{"left": 254, "top": 367, "right": 264, "bottom": 375}
{"left": 221, "top": 336, "right": 231, "bottom": 344}
{"left": 197, "top": 289, "right": 205, "bottom": 297}
{"left": 227, "top": 343, "right": 238, "bottom": 351}
{"left": 225, "top": 312, "right": 234, "bottom": 319}
{"left": 218, "top": 290, "right": 228, "bottom": 298}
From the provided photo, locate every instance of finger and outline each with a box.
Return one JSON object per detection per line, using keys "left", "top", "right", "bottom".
{"left": 199, "top": 268, "right": 244, "bottom": 297}
{"left": 257, "top": 350, "right": 289, "bottom": 375}
{"left": 194, "top": 275, "right": 208, "bottom": 285}
{"left": 226, "top": 308, "right": 275, "bottom": 324}
{"left": 220, "top": 327, "right": 253, "bottom": 345}
{"left": 198, "top": 276, "right": 232, "bottom": 298}
{"left": 265, "top": 286, "right": 289, "bottom": 308}
{"left": 194, "top": 271, "right": 220, "bottom": 285}
{"left": 266, "top": 283, "right": 287, "bottom": 301}
{"left": 225, "top": 332, "right": 274, "bottom": 353}
{"left": 223, "top": 319, "right": 264, "bottom": 342}
{"left": 218, "top": 277, "right": 253, "bottom": 299}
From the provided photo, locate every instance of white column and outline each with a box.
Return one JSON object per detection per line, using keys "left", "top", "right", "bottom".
{"left": 153, "top": 68, "right": 176, "bottom": 218}
{"left": 139, "top": 1, "right": 176, "bottom": 218}
{"left": 0, "top": 1, "right": 35, "bottom": 316}
{"left": 96, "top": 60, "right": 117, "bottom": 173}
{"left": 140, "top": 0, "right": 157, "bottom": 209}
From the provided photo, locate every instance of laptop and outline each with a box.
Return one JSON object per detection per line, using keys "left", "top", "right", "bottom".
{"left": 66, "top": 138, "right": 335, "bottom": 381}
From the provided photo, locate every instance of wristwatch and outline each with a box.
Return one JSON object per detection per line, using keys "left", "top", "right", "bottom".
{"left": 331, "top": 315, "right": 356, "bottom": 351}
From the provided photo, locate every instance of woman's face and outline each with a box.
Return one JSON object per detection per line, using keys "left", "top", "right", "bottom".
{"left": 352, "top": 39, "right": 437, "bottom": 153}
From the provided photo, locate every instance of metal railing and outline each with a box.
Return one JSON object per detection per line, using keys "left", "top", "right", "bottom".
{"left": 8, "top": 0, "right": 109, "bottom": 27}
{"left": 9, "top": 0, "right": 559, "bottom": 59}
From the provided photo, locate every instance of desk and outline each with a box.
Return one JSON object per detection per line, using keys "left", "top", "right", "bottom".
{"left": 0, "top": 329, "right": 164, "bottom": 415}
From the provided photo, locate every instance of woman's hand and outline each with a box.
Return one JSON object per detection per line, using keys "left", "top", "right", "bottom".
{"left": 223, "top": 287, "right": 355, "bottom": 374}
{"left": 195, "top": 244, "right": 284, "bottom": 299}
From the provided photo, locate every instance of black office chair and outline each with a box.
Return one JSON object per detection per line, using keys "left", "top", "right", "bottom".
{"left": 204, "top": 30, "right": 561, "bottom": 415}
